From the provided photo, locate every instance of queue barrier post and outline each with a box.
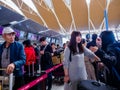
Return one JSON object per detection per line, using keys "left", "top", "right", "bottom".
{"left": 17, "top": 64, "right": 63, "bottom": 90}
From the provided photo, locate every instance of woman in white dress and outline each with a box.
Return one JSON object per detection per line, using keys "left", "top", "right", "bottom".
{"left": 63, "top": 31, "right": 100, "bottom": 90}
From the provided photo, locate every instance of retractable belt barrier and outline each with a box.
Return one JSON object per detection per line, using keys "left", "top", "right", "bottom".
{"left": 18, "top": 63, "right": 63, "bottom": 90}
{"left": 45, "top": 64, "right": 62, "bottom": 74}
{"left": 18, "top": 74, "right": 47, "bottom": 90}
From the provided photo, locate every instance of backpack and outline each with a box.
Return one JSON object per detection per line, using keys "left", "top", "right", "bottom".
{"left": 24, "top": 46, "right": 36, "bottom": 65}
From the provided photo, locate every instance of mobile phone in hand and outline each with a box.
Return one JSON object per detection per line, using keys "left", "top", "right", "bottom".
{"left": 67, "top": 80, "right": 71, "bottom": 86}
{"left": 67, "top": 80, "right": 70, "bottom": 83}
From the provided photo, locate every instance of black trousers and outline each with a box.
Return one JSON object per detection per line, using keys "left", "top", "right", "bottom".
{"left": 47, "top": 72, "right": 52, "bottom": 90}
{"left": 13, "top": 76, "right": 24, "bottom": 90}
{"left": 42, "top": 66, "right": 53, "bottom": 90}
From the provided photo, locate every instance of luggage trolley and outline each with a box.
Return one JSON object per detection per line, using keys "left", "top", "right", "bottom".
{"left": 0, "top": 68, "right": 14, "bottom": 90}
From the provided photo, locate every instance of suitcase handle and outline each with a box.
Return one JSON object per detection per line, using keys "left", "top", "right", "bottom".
{"left": 91, "top": 82, "right": 101, "bottom": 87}
{"left": 9, "top": 73, "right": 13, "bottom": 90}
{"left": 28, "top": 62, "right": 35, "bottom": 76}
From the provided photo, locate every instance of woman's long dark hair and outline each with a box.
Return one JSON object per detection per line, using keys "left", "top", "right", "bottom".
{"left": 68, "top": 31, "right": 84, "bottom": 54}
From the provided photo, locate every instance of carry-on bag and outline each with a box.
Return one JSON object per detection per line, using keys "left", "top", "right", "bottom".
{"left": 24, "top": 62, "right": 43, "bottom": 90}
{"left": 77, "top": 62, "right": 117, "bottom": 90}
{"left": 77, "top": 80, "right": 117, "bottom": 90}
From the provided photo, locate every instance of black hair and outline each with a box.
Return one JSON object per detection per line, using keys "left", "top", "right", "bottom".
{"left": 86, "top": 34, "right": 90, "bottom": 39}
{"left": 63, "top": 43, "right": 66, "bottom": 46}
{"left": 68, "top": 31, "right": 84, "bottom": 54}
{"left": 39, "top": 37, "right": 46, "bottom": 42}
{"left": 81, "top": 38, "right": 86, "bottom": 44}
{"left": 92, "top": 34, "right": 97, "bottom": 41}
{"left": 15, "top": 35, "right": 19, "bottom": 41}
{"left": 23, "top": 39, "right": 32, "bottom": 47}
{"left": 51, "top": 43, "right": 55, "bottom": 46}
{"left": 33, "top": 43, "right": 37, "bottom": 46}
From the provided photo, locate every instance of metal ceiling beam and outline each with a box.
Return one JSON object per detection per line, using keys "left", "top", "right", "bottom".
{"left": 43, "top": 0, "right": 67, "bottom": 34}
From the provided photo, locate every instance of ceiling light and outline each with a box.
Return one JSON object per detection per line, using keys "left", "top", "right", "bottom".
{"left": 86, "top": 0, "right": 91, "bottom": 5}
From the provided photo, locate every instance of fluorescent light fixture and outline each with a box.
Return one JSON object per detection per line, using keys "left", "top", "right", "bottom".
{"left": 38, "top": 30, "right": 49, "bottom": 33}
{"left": 107, "top": 0, "right": 111, "bottom": 4}
{"left": 0, "top": 0, "right": 24, "bottom": 16}
{"left": 86, "top": 0, "right": 91, "bottom": 5}
{"left": 65, "top": 0, "right": 71, "bottom": 5}
{"left": 10, "top": 21, "right": 18, "bottom": 25}
{"left": 44, "top": 0, "right": 53, "bottom": 8}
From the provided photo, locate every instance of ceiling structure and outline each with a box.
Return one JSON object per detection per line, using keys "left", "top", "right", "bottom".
{"left": 0, "top": 5, "right": 62, "bottom": 37}
{"left": 12, "top": 19, "right": 48, "bottom": 34}
{"left": 0, "top": 5, "right": 24, "bottom": 26}
{"left": 0, "top": 0, "right": 120, "bottom": 35}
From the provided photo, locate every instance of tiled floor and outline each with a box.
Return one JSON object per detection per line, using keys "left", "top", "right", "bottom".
{"left": 52, "top": 84, "right": 64, "bottom": 90}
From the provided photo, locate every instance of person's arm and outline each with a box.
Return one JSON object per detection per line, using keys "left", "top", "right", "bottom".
{"left": 64, "top": 68, "right": 70, "bottom": 83}
{"left": 49, "top": 45, "right": 54, "bottom": 56}
{"left": 63, "top": 47, "right": 70, "bottom": 83}
{"left": 95, "top": 48, "right": 117, "bottom": 65}
{"left": 6, "top": 44, "right": 26, "bottom": 74}
{"left": 40, "top": 46, "right": 44, "bottom": 55}
{"left": 95, "top": 37, "right": 117, "bottom": 65}
{"left": 84, "top": 46, "right": 100, "bottom": 62}
{"left": 13, "top": 44, "right": 26, "bottom": 69}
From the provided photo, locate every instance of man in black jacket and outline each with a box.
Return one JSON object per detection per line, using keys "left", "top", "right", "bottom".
{"left": 86, "top": 33, "right": 98, "bottom": 49}
{"left": 40, "top": 37, "right": 53, "bottom": 90}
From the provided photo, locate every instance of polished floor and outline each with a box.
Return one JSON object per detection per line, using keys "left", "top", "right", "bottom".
{"left": 52, "top": 84, "right": 64, "bottom": 90}
{"left": 51, "top": 78, "right": 64, "bottom": 90}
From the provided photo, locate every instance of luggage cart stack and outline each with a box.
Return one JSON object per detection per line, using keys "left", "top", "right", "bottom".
{"left": 0, "top": 68, "right": 14, "bottom": 90}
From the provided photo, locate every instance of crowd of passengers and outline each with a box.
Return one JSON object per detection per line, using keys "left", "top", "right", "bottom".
{"left": 0, "top": 27, "right": 120, "bottom": 90}
{"left": 0, "top": 27, "right": 66, "bottom": 90}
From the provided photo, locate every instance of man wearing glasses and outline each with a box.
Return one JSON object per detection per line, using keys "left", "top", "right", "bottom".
{"left": 0, "top": 27, "right": 26, "bottom": 90}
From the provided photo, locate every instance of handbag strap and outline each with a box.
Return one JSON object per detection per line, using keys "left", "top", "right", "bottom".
{"left": 43, "top": 44, "right": 48, "bottom": 51}
{"left": 69, "top": 50, "right": 72, "bottom": 62}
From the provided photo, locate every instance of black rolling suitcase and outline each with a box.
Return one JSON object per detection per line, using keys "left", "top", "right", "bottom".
{"left": 77, "top": 80, "right": 117, "bottom": 90}
{"left": 24, "top": 62, "right": 41, "bottom": 90}
{"left": 77, "top": 61, "right": 117, "bottom": 90}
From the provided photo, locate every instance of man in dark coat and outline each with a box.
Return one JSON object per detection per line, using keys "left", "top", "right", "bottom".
{"left": 92, "top": 31, "right": 120, "bottom": 89}
{"left": 40, "top": 37, "right": 53, "bottom": 90}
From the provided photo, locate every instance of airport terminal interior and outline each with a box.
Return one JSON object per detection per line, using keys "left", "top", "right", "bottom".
{"left": 0, "top": 0, "right": 120, "bottom": 90}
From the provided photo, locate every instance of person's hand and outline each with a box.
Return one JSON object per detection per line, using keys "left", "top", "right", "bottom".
{"left": 89, "top": 46, "right": 98, "bottom": 52}
{"left": 96, "top": 37, "right": 102, "bottom": 47}
{"left": 98, "top": 62, "right": 104, "bottom": 70}
{"left": 6, "top": 63, "right": 15, "bottom": 74}
{"left": 94, "top": 56, "right": 101, "bottom": 62}
{"left": 40, "top": 51, "right": 44, "bottom": 55}
{"left": 64, "top": 75, "right": 70, "bottom": 83}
